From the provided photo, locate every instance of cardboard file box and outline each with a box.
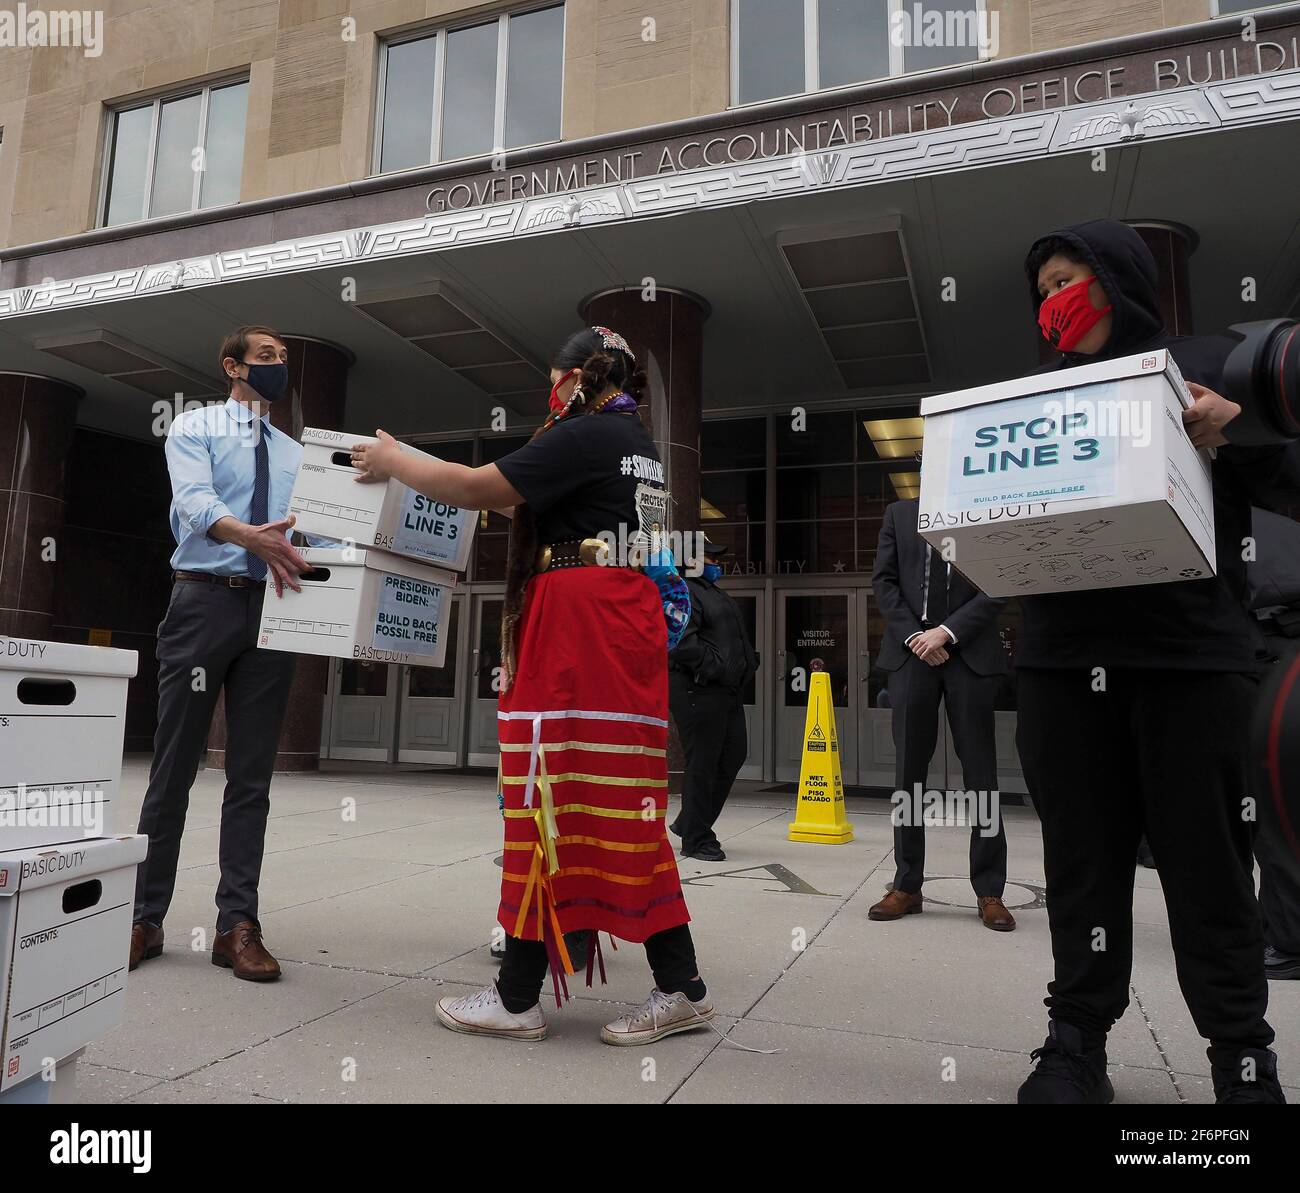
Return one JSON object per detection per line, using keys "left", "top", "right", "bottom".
{"left": 0, "top": 638, "right": 138, "bottom": 852}
{"left": 257, "top": 547, "right": 457, "bottom": 667}
{"left": 287, "top": 428, "right": 478, "bottom": 571}
{"left": 917, "top": 350, "right": 1215, "bottom": 598}
{"left": 0, "top": 834, "right": 148, "bottom": 1092}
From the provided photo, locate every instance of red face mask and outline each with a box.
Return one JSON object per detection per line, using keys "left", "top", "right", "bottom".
{"left": 548, "top": 368, "right": 580, "bottom": 414}
{"left": 1038, "top": 277, "right": 1112, "bottom": 352}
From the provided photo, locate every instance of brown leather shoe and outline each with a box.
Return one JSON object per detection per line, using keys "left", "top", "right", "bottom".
{"left": 211, "top": 921, "right": 281, "bottom": 982}
{"left": 978, "top": 896, "right": 1017, "bottom": 931}
{"left": 868, "top": 889, "right": 923, "bottom": 920}
{"left": 129, "top": 922, "right": 164, "bottom": 971}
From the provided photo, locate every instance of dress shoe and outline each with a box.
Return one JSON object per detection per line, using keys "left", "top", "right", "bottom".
{"left": 683, "top": 842, "right": 726, "bottom": 861}
{"left": 978, "top": 895, "right": 1017, "bottom": 931}
{"left": 129, "top": 922, "right": 164, "bottom": 971}
{"left": 1018, "top": 1020, "right": 1114, "bottom": 1104}
{"left": 868, "top": 889, "right": 923, "bottom": 920}
{"left": 211, "top": 921, "right": 281, "bottom": 982}
{"left": 1211, "top": 1047, "right": 1287, "bottom": 1104}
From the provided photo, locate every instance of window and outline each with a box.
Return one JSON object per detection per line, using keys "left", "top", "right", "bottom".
{"left": 101, "top": 79, "right": 248, "bottom": 227}
{"left": 701, "top": 418, "right": 767, "bottom": 573}
{"left": 475, "top": 434, "right": 532, "bottom": 581}
{"left": 732, "top": 0, "right": 987, "bottom": 106}
{"left": 1214, "top": 1, "right": 1289, "bottom": 12}
{"left": 376, "top": 4, "right": 565, "bottom": 174}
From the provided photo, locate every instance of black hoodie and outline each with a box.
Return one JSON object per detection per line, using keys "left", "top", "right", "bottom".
{"left": 1014, "top": 219, "right": 1300, "bottom": 672}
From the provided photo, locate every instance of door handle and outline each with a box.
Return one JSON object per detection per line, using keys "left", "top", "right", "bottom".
{"left": 471, "top": 647, "right": 481, "bottom": 677}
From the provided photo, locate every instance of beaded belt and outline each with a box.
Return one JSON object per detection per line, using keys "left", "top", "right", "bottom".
{"left": 535, "top": 538, "right": 612, "bottom": 571}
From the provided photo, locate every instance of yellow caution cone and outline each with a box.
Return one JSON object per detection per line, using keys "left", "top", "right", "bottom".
{"left": 788, "top": 669, "right": 854, "bottom": 844}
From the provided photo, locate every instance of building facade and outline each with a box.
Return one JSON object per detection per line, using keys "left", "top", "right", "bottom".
{"left": 2, "top": 0, "right": 1299, "bottom": 785}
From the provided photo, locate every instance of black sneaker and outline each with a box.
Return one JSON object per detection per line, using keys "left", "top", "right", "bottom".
{"left": 1017, "top": 1021, "right": 1115, "bottom": 1104}
{"left": 1265, "top": 945, "right": 1300, "bottom": 980}
{"left": 683, "top": 843, "right": 726, "bottom": 862}
{"left": 1211, "top": 1047, "right": 1286, "bottom": 1104}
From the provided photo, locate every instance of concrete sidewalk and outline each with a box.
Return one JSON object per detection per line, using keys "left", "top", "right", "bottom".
{"left": 75, "top": 759, "right": 1298, "bottom": 1104}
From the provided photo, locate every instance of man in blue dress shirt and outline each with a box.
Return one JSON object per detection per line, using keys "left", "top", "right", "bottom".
{"left": 131, "top": 326, "right": 312, "bottom": 982}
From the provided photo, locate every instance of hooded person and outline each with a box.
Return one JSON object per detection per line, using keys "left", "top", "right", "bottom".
{"left": 1013, "top": 220, "right": 1300, "bottom": 1105}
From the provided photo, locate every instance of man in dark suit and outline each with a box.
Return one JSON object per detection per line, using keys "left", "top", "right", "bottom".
{"left": 870, "top": 496, "right": 1014, "bottom": 930}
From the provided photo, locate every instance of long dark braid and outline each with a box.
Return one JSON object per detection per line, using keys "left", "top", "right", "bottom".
{"left": 500, "top": 334, "right": 647, "bottom": 690}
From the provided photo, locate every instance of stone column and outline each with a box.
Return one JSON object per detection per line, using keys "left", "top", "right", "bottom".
{"left": 0, "top": 373, "right": 82, "bottom": 639}
{"left": 1128, "top": 221, "right": 1196, "bottom": 336}
{"left": 581, "top": 287, "right": 708, "bottom": 545}
{"left": 581, "top": 288, "right": 709, "bottom": 794}
{"left": 207, "top": 336, "right": 352, "bottom": 772}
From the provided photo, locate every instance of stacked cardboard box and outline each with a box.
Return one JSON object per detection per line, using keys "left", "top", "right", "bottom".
{"left": 0, "top": 637, "right": 146, "bottom": 1097}
{"left": 258, "top": 429, "right": 479, "bottom": 668}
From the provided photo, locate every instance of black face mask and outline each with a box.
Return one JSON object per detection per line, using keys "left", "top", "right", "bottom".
{"left": 241, "top": 361, "right": 289, "bottom": 402}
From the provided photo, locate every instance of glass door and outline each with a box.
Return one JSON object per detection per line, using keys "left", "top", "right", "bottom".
{"left": 860, "top": 586, "right": 1028, "bottom": 796}
{"left": 466, "top": 595, "right": 504, "bottom": 767}
{"left": 327, "top": 658, "right": 397, "bottom": 761}
{"left": 938, "top": 602, "right": 1027, "bottom": 795}
{"left": 397, "top": 594, "right": 466, "bottom": 764}
{"left": 729, "top": 589, "right": 765, "bottom": 780}
{"left": 774, "top": 590, "right": 858, "bottom": 784}
{"left": 857, "top": 585, "right": 897, "bottom": 789}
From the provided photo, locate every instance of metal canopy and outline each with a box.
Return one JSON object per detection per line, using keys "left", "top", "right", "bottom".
{"left": 1, "top": 116, "right": 1297, "bottom": 443}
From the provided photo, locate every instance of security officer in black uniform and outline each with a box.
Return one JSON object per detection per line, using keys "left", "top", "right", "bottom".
{"left": 669, "top": 536, "right": 758, "bottom": 862}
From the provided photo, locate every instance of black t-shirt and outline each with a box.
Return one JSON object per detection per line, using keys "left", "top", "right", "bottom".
{"left": 496, "top": 412, "right": 668, "bottom": 544}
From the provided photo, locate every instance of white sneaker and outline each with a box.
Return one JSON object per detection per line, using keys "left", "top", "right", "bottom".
{"left": 435, "top": 983, "right": 548, "bottom": 1041}
{"left": 601, "top": 988, "right": 714, "bottom": 1046}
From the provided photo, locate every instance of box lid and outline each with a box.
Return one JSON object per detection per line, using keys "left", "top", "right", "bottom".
{"left": 301, "top": 427, "right": 449, "bottom": 462}
{"left": 920, "top": 349, "right": 1192, "bottom": 417}
{"left": 0, "top": 637, "right": 139, "bottom": 679}
{"left": 300, "top": 427, "right": 356, "bottom": 449}
{"left": 0, "top": 834, "right": 148, "bottom": 897}
{"left": 300, "top": 547, "right": 457, "bottom": 588}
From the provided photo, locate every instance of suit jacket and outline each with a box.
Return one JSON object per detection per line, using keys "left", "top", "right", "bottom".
{"left": 871, "top": 499, "right": 1008, "bottom": 676}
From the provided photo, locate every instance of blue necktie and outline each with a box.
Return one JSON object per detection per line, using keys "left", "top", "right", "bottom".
{"left": 248, "top": 427, "right": 269, "bottom": 581}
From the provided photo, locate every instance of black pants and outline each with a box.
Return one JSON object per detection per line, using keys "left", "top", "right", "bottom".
{"left": 134, "top": 581, "right": 295, "bottom": 933}
{"left": 496, "top": 923, "right": 700, "bottom": 1012}
{"left": 886, "top": 651, "right": 1006, "bottom": 897}
{"left": 670, "top": 675, "right": 747, "bottom": 853}
{"left": 1017, "top": 667, "right": 1273, "bottom": 1061}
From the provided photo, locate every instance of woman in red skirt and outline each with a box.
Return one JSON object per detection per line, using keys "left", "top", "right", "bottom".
{"left": 351, "top": 326, "right": 711, "bottom": 1045}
